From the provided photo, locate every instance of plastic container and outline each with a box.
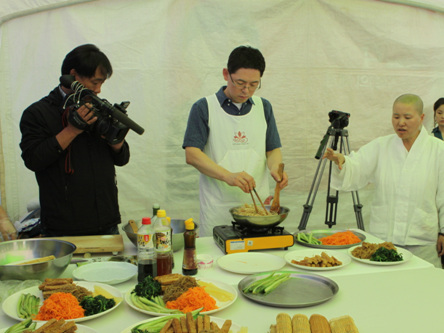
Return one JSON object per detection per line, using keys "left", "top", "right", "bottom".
{"left": 154, "top": 209, "right": 173, "bottom": 276}
{"left": 182, "top": 218, "right": 198, "bottom": 276}
{"left": 137, "top": 217, "right": 157, "bottom": 282}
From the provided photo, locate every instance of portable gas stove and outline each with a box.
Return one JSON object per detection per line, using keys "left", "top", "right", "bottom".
{"left": 213, "top": 222, "right": 295, "bottom": 254}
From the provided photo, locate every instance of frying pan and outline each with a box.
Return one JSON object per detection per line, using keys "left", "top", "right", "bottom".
{"left": 229, "top": 205, "right": 290, "bottom": 228}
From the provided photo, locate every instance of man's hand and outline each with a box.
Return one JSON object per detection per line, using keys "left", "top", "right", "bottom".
{"left": 270, "top": 167, "right": 288, "bottom": 189}
{"left": 224, "top": 171, "right": 256, "bottom": 193}
{"left": 67, "top": 103, "right": 97, "bottom": 133}
{"left": 323, "top": 148, "right": 345, "bottom": 170}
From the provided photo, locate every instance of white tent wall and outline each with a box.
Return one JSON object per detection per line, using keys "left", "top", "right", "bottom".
{"left": 1, "top": 0, "right": 444, "bottom": 233}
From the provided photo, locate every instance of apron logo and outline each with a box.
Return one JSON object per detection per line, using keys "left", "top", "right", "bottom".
{"left": 233, "top": 131, "right": 248, "bottom": 144}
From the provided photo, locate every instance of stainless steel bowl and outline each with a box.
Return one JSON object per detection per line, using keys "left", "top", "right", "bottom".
{"left": 229, "top": 205, "right": 290, "bottom": 228}
{"left": 122, "top": 219, "right": 199, "bottom": 252}
{"left": 0, "top": 239, "right": 76, "bottom": 280}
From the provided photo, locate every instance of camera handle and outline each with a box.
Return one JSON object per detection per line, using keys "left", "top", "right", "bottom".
{"left": 298, "top": 126, "right": 365, "bottom": 231}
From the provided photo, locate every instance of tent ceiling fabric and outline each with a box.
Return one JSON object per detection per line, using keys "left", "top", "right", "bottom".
{"left": 1, "top": 0, "right": 444, "bottom": 233}
{"left": 1, "top": 0, "right": 444, "bottom": 23}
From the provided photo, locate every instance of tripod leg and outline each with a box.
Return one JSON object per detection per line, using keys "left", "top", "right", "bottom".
{"left": 325, "top": 156, "right": 339, "bottom": 228}
{"left": 299, "top": 135, "right": 334, "bottom": 230}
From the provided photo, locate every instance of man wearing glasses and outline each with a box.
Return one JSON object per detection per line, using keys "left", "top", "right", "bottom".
{"left": 183, "top": 45, "right": 288, "bottom": 236}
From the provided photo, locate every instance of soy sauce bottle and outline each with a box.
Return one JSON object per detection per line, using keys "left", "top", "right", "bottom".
{"left": 137, "top": 217, "right": 157, "bottom": 282}
{"left": 182, "top": 218, "right": 197, "bottom": 276}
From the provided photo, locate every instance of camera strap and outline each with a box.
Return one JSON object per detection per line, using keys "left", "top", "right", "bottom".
{"left": 62, "top": 108, "right": 74, "bottom": 175}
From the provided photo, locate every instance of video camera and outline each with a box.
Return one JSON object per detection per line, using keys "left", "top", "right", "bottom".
{"left": 60, "top": 75, "right": 144, "bottom": 144}
{"left": 314, "top": 110, "right": 350, "bottom": 159}
{"left": 328, "top": 110, "right": 350, "bottom": 129}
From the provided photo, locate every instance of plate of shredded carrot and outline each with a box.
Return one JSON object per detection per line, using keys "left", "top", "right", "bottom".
{"left": 2, "top": 281, "right": 123, "bottom": 323}
{"left": 296, "top": 230, "right": 365, "bottom": 249}
{"left": 125, "top": 278, "right": 238, "bottom": 317}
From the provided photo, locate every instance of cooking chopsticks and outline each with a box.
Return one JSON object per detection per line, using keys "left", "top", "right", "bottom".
{"left": 250, "top": 191, "right": 259, "bottom": 213}
{"left": 252, "top": 188, "right": 269, "bottom": 215}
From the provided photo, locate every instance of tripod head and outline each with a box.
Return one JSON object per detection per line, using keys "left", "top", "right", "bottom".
{"left": 315, "top": 110, "right": 350, "bottom": 159}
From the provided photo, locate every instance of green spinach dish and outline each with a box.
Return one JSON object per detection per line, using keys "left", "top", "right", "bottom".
{"left": 370, "top": 247, "right": 403, "bottom": 262}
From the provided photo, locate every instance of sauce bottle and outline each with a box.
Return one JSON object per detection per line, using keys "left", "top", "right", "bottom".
{"left": 152, "top": 203, "right": 160, "bottom": 218}
{"left": 182, "top": 218, "right": 198, "bottom": 276}
{"left": 137, "top": 217, "right": 157, "bottom": 282}
{"left": 154, "top": 209, "right": 173, "bottom": 276}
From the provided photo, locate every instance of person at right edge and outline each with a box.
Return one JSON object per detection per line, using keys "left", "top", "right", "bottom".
{"left": 323, "top": 93, "right": 444, "bottom": 268}
{"left": 183, "top": 46, "right": 288, "bottom": 236}
{"left": 432, "top": 97, "right": 444, "bottom": 140}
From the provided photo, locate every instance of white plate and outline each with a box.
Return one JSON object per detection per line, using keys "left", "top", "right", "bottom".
{"left": 217, "top": 252, "right": 286, "bottom": 274}
{"left": 0, "top": 322, "right": 98, "bottom": 333}
{"left": 284, "top": 250, "right": 351, "bottom": 271}
{"left": 120, "top": 315, "right": 243, "bottom": 333}
{"left": 348, "top": 245, "right": 412, "bottom": 265}
{"left": 125, "top": 278, "right": 238, "bottom": 316}
{"left": 2, "top": 281, "right": 123, "bottom": 323}
{"left": 73, "top": 262, "right": 137, "bottom": 284}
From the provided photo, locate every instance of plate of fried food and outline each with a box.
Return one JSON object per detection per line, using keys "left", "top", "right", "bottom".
{"left": 2, "top": 278, "right": 122, "bottom": 323}
{"left": 125, "top": 273, "right": 238, "bottom": 317}
{"left": 348, "top": 241, "right": 412, "bottom": 265}
{"left": 0, "top": 319, "right": 99, "bottom": 333}
{"left": 284, "top": 250, "right": 351, "bottom": 271}
{"left": 120, "top": 312, "right": 247, "bottom": 333}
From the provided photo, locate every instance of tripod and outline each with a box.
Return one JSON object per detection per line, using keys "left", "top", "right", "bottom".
{"left": 298, "top": 121, "right": 365, "bottom": 231}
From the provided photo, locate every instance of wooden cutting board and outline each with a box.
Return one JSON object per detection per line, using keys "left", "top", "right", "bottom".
{"left": 43, "top": 234, "right": 124, "bottom": 254}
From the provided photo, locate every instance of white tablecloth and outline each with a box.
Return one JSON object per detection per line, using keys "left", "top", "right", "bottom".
{"left": 1, "top": 229, "right": 441, "bottom": 332}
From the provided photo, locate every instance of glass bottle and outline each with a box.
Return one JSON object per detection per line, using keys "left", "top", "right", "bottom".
{"left": 182, "top": 218, "right": 197, "bottom": 276}
{"left": 154, "top": 209, "right": 173, "bottom": 276}
{"left": 152, "top": 203, "right": 160, "bottom": 218}
{"left": 137, "top": 217, "right": 157, "bottom": 282}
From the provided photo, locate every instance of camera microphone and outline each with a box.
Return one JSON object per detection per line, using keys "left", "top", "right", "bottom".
{"left": 60, "top": 75, "right": 80, "bottom": 90}
{"left": 59, "top": 75, "right": 145, "bottom": 135}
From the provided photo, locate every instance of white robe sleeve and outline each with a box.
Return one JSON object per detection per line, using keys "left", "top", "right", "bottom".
{"left": 330, "top": 138, "right": 381, "bottom": 191}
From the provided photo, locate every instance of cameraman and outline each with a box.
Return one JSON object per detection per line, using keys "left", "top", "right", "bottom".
{"left": 19, "top": 44, "right": 130, "bottom": 237}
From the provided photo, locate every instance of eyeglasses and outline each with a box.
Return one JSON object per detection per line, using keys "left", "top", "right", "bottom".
{"left": 229, "top": 74, "right": 261, "bottom": 91}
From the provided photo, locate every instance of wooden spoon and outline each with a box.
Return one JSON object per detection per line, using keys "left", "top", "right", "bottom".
{"left": 270, "top": 163, "right": 285, "bottom": 213}
{"left": 128, "top": 220, "right": 139, "bottom": 233}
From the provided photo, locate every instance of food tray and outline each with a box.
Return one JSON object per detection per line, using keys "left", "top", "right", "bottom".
{"left": 238, "top": 271, "right": 339, "bottom": 307}
{"left": 295, "top": 229, "right": 366, "bottom": 249}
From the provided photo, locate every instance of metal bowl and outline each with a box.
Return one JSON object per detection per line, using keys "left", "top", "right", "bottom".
{"left": 122, "top": 219, "right": 199, "bottom": 252}
{"left": 0, "top": 239, "right": 76, "bottom": 280}
{"left": 229, "top": 205, "right": 290, "bottom": 228}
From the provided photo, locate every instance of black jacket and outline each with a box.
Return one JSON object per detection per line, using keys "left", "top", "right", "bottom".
{"left": 20, "top": 87, "right": 130, "bottom": 236}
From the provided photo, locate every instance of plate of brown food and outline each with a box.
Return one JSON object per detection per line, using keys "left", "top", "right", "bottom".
{"left": 2, "top": 278, "right": 122, "bottom": 322}
{"left": 348, "top": 242, "right": 412, "bottom": 265}
{"left": 0, "top": 319, "right": 99, "bottom": 333}
{"left": 125, "top": 274, "right": 237, "bottom": 317}
{"left": 284, "top": 250, "right": 351, "bottom": 271}
{"left": 120, "top": 313, "right": 246, "bottom": 333}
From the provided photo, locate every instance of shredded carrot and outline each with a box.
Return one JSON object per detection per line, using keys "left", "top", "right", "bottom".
{"left": 165, "top": 286, "right": 218, "bottom": 313}
{"left": 34, "top": 292, "right": 85, "bottom": 320}
{"left": 318, "top": 230, "right": 361, "bottom": 246}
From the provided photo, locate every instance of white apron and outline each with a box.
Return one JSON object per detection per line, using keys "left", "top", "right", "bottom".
{"left": 199, "top": 94, "right": 269, "bottom": 236}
